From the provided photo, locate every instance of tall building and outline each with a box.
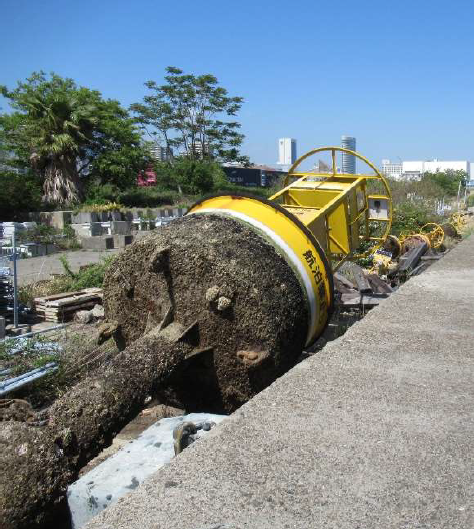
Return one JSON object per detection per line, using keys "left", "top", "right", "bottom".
{"left": 277, "top": 138, "right": 297, "bottom": 167}
{"left": 193, "top": 140, "right": 210, "bottom": 157}
{"left": 341, "top": 136, "right": 356, "bottom": 174}
{"left": 150, "top": 143, "right": 171, "bottom": 162}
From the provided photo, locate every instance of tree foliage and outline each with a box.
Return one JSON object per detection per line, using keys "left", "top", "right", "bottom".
{"left": 155, "top": 158, "right": 229, "bottom": 195}
{"left": 131, "top": 66, "right": 247, "bottom": 163}
{"left": 422, "top": 169, "right": 467, "bottom": 196}
{"left": 1, "top": 72, "right": 148, "bottom": 205}
{"left": 0, "top": 170, "right": 43, "bottom": 220}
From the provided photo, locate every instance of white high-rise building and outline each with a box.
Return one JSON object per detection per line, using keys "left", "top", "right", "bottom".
{"left": 277, "top": 138, "right": 297, "bottom": 167}
{"left": 150, "top": 143, "right": 171, "bottom": 162}
{"left": 341, "top": 136, "right": 356, "bottom": 174}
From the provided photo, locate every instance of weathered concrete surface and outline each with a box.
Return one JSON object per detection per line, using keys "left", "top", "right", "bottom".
{"left": 11, "top": 249, "right": 119, "bottom": 286}
{"left": 86, "top": 236, "right": 474, "bottom": 529}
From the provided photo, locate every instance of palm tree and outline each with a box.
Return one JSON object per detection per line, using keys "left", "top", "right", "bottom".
{"left": 26, "top": 92, "right": 97, "bottom": 204}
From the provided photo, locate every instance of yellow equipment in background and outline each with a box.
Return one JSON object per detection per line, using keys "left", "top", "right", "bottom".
{"left": 450, "top": 212, "right": 468, "bottom": 232}
{"left": 421, "top": 223, "right": 445, "bottom": 249}
{"left": 189, "top": 146, "right": 392, "bottom": 345}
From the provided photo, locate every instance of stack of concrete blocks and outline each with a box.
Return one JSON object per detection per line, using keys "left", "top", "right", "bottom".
{"left": 30, "top": 207, "right": 188, "bottom": 251}
{"left": 70, "top": 211, "right": 132, "bottom": 251}
{"left": 20, "top": 242, "right": 58, "bottom": 257}
{"left": 0, "top": 222, "right": 58, "bottom": 258}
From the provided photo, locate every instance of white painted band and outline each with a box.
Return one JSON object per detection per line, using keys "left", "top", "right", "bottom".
{"left": 189, "top": 208, "right": 318, "bottom": 346}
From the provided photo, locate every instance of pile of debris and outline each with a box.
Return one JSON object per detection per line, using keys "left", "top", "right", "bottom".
{"left": 334, "top": 236, "right": 444, "bottom": 309}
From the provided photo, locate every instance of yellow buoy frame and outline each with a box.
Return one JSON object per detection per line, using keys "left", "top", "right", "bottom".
{"left": 188, "top": 193, "right": 333, "bottom": 347}
{"left": 188, "top": 146, "right": 391, "bottom": 347}
{"left": 269, "top": 146, "right": 392, "bottom": 269}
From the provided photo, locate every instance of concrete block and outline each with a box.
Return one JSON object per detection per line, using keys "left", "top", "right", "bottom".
{"left": 74, "top": 310, "right": 93, "bottom": 324}
{"left": 80, "top": 236, "right": 114, "bottom": 250}
{"left": 108, "top": 210, "right": 123, "bottom": 221}
{"left": 71, "top": 223, "right": 104, "bottom": 237}
{"left": 71, "top": 212, "right": 99, "bottom": 224}
{"left": 21, "top": 243, "right": 46, "bottom": 257}
{"left": 113, "top": 234, "right": 134, "bottom": 248}
{"left": 45, "top": 243, "right": 58, "bottom": 255}
{"left": 97, "top": 211, "right": 108, "bottom": 222}
{"left": 109, "top": 221, "right": 131, "bottom": 235}
{"left": 67, "top": 413, "right": 225, "bottom": 528}
{"left": 29, "top": 211, "right": 72, "bottom": 229}
{"left": 132, "top": 209, "right": 143, "bottom": 219}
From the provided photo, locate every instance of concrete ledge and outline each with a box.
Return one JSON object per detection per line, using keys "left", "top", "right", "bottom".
{"left": 80, "top": 236, "right": 114, "bottom": 251}
{"left": 113, "top": 234, "right": 134, "bottom": 248}
{"left": 86, "top": 237, "right": 474, "bottom": 529}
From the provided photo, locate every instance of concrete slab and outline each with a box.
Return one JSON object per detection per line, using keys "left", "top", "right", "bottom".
{"left": 12, "top": 249, "right": 119, "bottom": 286}
{"left": 80, "top": 237, "right": 114, "bottom": 251}
{"left": 86, "top": 235, "right": 474, "bottom": 529}
{"left": 109, "top": 221, "right": 131, "bottom": 235}
{"left": 112, "top": 234, "right": 133, "bottom": 248}
{"left": 69, "top": 414, "right": 226, "bottom": 528}
{"left": 29, "top": 210, "right": 73, "bottom": 229}
{"left": 71, "top": 223, "right": 104, "bottom": 238}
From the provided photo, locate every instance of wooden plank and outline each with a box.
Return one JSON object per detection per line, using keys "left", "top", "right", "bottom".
{"left": 366, "top": 274, "right": 393, "bottom": 294}
{"left": 397, "top": 243, "right": 428, "bottom": 273}
{"left": 47, "top": 294, "right": 102, "bottom": 308}
{"left": 34, "top": 288, "right": 102, "bottom": 304}
{"left": 34, "top": 290, "right": 85, "bottom": 303}
{"left": 333, "top": 272, "right": 356, "bottom": 290}
{"left": 339, "top": 292, "right": 389, "bottom": 308}
{"left": 43, "top": 303, "right": 97, "bottom": 315}
{"left": 351, "top": 265, "right": 372, "bottom": 293}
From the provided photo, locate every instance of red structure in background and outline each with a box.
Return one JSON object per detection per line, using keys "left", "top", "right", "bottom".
{"left": 137, "top": 166, "right": 157, "bottom": 186}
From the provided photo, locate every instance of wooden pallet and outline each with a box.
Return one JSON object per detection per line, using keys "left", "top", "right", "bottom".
{"left": 34, "top": 288, "right": 103, "bottom": 322}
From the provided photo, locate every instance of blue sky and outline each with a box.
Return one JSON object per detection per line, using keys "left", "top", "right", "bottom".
{"left": 2, "top": 0, "right": 474, "bottom": 167}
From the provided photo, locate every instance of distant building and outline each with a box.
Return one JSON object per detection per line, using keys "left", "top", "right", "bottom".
{"left": 381, "top": 159, "right": 403, "bottom": 180}
{"left": 150, "top": 143, "right": 172, "bottom": 162}
{"left": 223, "top": 164, "right": 286, "bottom": 188}
{"left": 193, "top": 140, "right": 210, "bottom": 157}
{"left": 341, "top": 136, "right": 356, "bottom": 174}
{"left": 277, "top": 138, "right": 297, "bottom": 168}
{"left": 402, "top": 159, "right": 471, "bottom": 180}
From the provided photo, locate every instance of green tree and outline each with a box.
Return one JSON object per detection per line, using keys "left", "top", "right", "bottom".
{"left": 422, "top": 169, "right": 467, "bottom": 196}
{"left": 131, "top": 66, "right": 248, "bottom": 164}
{"left": 85, "top": 98, "right": 151, "bottom": 189}
{"left": 0, "top": 170, "right": 43, "bottom": 220}
{"left": 1, "top": 72, "right": 148, "bottom": 205}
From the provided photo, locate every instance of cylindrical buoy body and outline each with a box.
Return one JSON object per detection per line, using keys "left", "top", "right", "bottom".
{"left": 189, "top": 194, "right": 333, "bottom": 346}
{"left": 103, "top": 195, "right": 333, "bottom": 412}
